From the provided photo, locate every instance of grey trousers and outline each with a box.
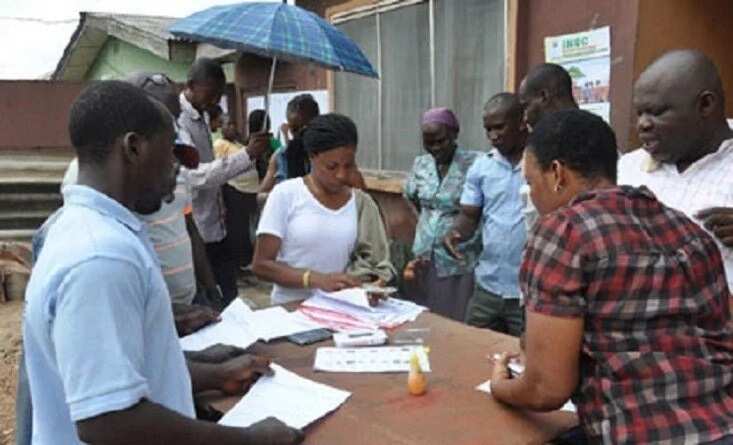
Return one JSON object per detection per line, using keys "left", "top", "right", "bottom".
{"left": 464, "top": 286, "right": 523, "bottom": 336}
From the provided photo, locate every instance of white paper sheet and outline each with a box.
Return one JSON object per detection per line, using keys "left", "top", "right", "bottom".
{"left": 179, "top": 300, "right": 322, "bottom": 350}
{"left": 179, "top": 299, "right": 258, "bottom": 351}
{"left": 314, "top": 346, "right": 431, "bottom": 373}
{"left": 245, "top": 306, "right": 322, "bottom": 342}
{"left": 475, "top": 380, "right": 577, "bottom": 413}
{"left": 491, "top": 353, "right": 525, "bottom": 377}
{"left": 219, "top": 363, "right": 351, "bottom": 429}
{"left": 316, "top": 288, "right": 373, "bottom": 310}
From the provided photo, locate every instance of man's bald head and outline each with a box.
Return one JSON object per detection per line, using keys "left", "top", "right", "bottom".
{"left": 521, "top": 63, "right": 574, "bottom": 99}
{"left": 636, "top": 49, "right": 725, "bottom": 115}
{"left": 518, "top": 63, "right": 579, "bottom": 128}
{"left": 634, "top": 49, "right": 729, "bottom": 166}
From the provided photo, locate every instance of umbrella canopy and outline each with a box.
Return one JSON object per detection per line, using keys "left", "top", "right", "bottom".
{"left": 169, "top": 2, "right": 379, "bottom": 79}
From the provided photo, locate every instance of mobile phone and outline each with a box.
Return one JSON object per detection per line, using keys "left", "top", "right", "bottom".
{"left": 287, "top": 328, "right": 333, "bottom": 346}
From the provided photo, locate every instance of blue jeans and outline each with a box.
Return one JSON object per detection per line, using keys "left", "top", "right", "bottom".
{"left": 15, "top": 350, "right": 32, "bottom": 445}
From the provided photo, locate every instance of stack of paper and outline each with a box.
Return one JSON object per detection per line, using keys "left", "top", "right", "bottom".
{"left": 179, "top": 299, "right": 321, "bottom": 351}
{"left": 244, "top": 306, "right": 321, "bottom": 342}
{"left": 179, "top": 299, "right": 258, "bottom": 351}
{"left": 314, "top": 346, "right": 431, "bottom": 373}
{"left": 219, "top": 363, "right": 351, "bottom": 428}
{"left": 299, "top": 291, "right": 426, "bottom": 332}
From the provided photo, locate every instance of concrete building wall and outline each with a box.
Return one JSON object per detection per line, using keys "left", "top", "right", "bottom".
{"left": 85, "top": 37, "right": 192, "bottom": 82}
{"left": 515, "top": 0, "right": 641, "bottom": 150}
{"left": 0, "top": 81, "right": 83, "bottom": 153}
{"left": 85, "top": 37, "right": 237, "bottom": 83}
{"left": 634, "top": 0, "right": 733, "bottom": 141}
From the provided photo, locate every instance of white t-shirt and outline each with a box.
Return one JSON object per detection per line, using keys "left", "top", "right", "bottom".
{"left": 618, "top": 139, "right": 733, "bottom": 290}
{"left": 257, "top": 178, "right": 357, "bottom": 304}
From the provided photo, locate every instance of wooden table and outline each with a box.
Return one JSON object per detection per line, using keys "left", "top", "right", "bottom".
{"left": 214, "top": 312, "right": 578, "bottom": 445}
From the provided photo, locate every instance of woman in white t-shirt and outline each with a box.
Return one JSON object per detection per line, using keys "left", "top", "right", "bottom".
{"left": 253, "top": 113, "right": 364, "bottom": 304}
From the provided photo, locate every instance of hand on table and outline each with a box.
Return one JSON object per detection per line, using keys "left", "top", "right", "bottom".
{"left": 366, "top": 278, "right": 388, "bottom": 307}
{"left": 189, "top": 344, "right": 249, "bottom": 364}
{"left": 696, "top": 207, "right": 733, "bottom": 247}
{"left": 244, "top": 417, "right": 304, "bottom": 445}
{"left": 311, "top": 272, "right": 361, "bottom": 292}
{"left": 216, "top": 354, "right": 273, "bottom": 395}
{"left": 491, "top": 352, "right": 520, "bottom": 384}
{"left": 172, "top": 303, "right": 221, "bottom": 337}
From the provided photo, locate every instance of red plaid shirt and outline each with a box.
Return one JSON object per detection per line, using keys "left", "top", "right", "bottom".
{"left": 522, "top": 186, "right": 733, "bottom": 444}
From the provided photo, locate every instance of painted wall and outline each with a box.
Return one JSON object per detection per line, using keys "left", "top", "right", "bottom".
{"left": 85, "top": 37, "right": 191, "bottom": 82}
{"left": 84, "top": 37, "right": 237, "bottom": 83}
{"left": 635, "top": 0, "right": 733, "bottom": 132}
{"left": 515, "top": 0, "right": 640, "bottom": 150}
{"left": 0, "top": 80, "right": 83, "bottom": 153}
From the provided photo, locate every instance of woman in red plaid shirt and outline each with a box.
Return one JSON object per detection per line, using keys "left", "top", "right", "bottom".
{"left": 491, "top": 109, "right": 733, "bottom": 444}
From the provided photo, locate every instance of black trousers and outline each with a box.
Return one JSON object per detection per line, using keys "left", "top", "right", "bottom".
{"left": 205, "top": 239, "right": 238, "bottom": 306}
{"left": 222, "top": 185, "right": 257, "bottom": 268}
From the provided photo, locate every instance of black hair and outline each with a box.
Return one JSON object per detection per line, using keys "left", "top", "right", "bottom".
{"left": 187, "top": 57, "right": 225, "bottom": 86}
{"left": 524, "top": 63, "right": 574, "bottom": 99}
{"left": 484, "top": 92, "right": 523, "bottom": 120}
{"left": 286, "top": 93, "right": 320, "bottom": 120}
{"left": 302, "top": 113, "right": 358, "bottom": 155}
{"left": 208, "top": 104, "right": 223, "bottom": 120}
{"left": 248, "top": 109, "right": 270, "bottom": 133}
{"left": 527, "top": 109, "right": 618, "bottom": 182}
{"left": 68, "top": 80, "right": 169, "bottom": 164}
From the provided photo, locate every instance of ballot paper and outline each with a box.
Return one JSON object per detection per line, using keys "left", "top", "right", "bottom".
{"left": 314, "top": 346, "right": 431, "bottom": 373}
{"left": 219, "top": 363, "right": 351, "bottom": 429}
{"left": 179, "top": 300, "right": 320, "bottom": 351}
{"left": 179, "top": 299, "right": 258, "bottom": 351}
{"left": 316, "top": 288, "right": 373, "bottom": 310}
{"left": 300, "top": 294, "right": 426, "bottom": 332}
{"left": 244, "top": 306, "right": 322, "bottom": 342}
{"left": 475, "top": 380, "right": 577, "bottom": 413}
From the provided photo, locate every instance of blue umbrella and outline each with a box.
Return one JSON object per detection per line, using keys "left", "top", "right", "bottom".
{"left": 169, "top": 2, "right": 378, "bottom": 79}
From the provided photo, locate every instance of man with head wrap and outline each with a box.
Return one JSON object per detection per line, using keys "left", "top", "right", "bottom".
{"left": 403, "top": 107, "right": 481, "bottom": 321}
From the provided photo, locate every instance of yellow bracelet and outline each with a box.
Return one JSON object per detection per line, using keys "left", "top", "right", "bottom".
{"left": 302, "top": 270, "right": 312, "bottom": 289}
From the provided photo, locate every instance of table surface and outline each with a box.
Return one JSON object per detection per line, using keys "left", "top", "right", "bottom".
{"left": 213, "top": 311, "right": 578, "bottom": 445}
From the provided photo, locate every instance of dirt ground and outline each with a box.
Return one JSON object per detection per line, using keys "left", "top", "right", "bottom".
{"left": 0, "top": 278, "right": 271, "bottom": 445}
{"left": 0, "top": 299, "right": 22, "bottom": 445}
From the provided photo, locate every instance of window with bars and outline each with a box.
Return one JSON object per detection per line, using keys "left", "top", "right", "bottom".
{"left": 333, "top": 0, "right": 506, "bottom": 172}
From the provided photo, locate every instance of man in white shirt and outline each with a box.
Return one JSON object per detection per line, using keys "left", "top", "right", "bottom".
{"left": 619, "top": 49, "right": 733, "bottom": 290}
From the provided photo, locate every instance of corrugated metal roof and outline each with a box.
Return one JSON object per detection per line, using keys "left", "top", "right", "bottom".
{"left": 52, "top": 12, "right": 211, "bottom": 81}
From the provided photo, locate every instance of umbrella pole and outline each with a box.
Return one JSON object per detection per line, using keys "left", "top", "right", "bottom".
{"left": 262, "top": 56, "right": 278, "bottom": 133}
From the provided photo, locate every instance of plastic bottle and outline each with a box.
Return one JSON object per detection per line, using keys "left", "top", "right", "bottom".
{"left": 407, "top": 352, "right": 427, "bottom": 396}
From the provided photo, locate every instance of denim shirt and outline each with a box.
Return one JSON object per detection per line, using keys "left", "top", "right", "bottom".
{"left": 460, "top": 150, "right": 526, "bottom": 297}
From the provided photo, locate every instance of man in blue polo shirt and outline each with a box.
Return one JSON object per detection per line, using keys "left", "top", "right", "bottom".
{"left": 22, "top": 81, "right": 302, "bottom": 444}
{"left": 444, "top": 93, "right": 528, "bottom": 336}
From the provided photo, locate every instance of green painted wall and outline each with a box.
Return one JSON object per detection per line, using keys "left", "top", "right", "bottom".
{"left": 85, "top": 37, "right": 237, "bottom": 83}
{"left": 85, "top": 37, "right": 191, "bottom": 82}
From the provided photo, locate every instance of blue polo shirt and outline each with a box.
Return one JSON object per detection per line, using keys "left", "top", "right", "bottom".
{"left": 460, "top": 150, "right": 526, "bottom": 298}
{"left": 23, "top": 185, "right": 194, "bottom": 444}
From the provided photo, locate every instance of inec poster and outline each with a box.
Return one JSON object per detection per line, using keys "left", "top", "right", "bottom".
{"left": 545, "top": 26, "right": 611, "bottom": 123}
